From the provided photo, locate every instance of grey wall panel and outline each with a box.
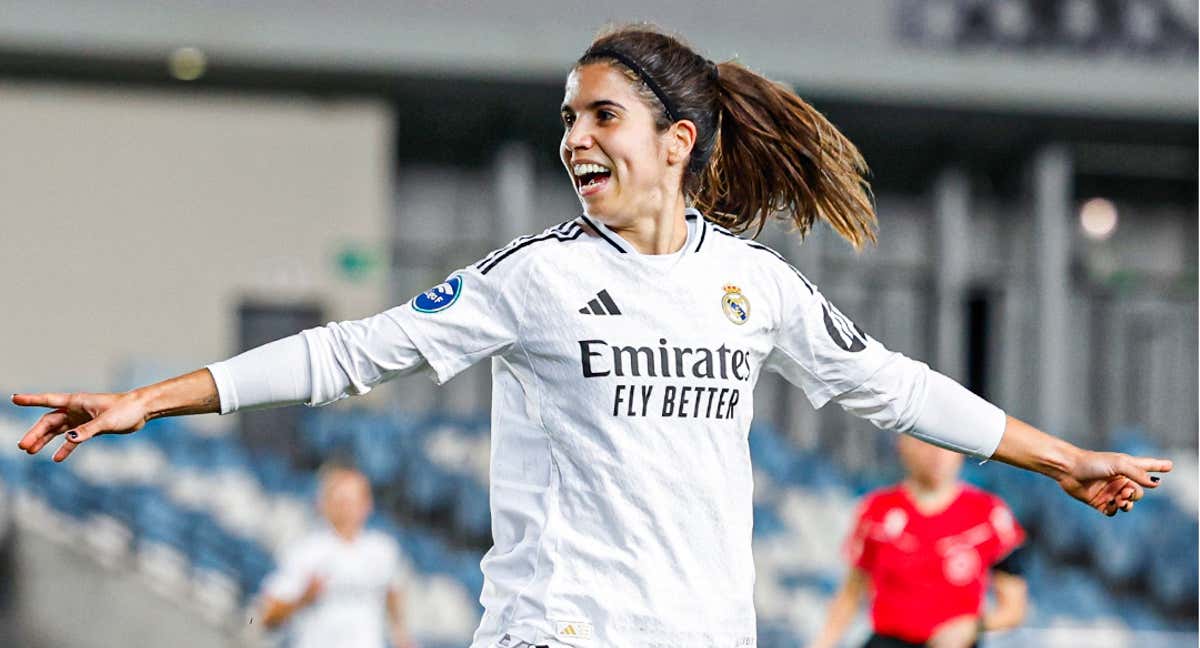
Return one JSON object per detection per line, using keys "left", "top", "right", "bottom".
{"left": 0, "top": 0, "right": 1194, "bottom": 118}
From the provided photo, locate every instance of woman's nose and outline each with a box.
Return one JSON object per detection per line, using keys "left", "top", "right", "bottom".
{"left": 564, "top": 123, "right": 593, "bottom": 151}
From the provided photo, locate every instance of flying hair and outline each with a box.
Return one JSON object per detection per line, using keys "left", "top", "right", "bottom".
{"left": 577, "top": 24, "right": 877, "bottom": 248}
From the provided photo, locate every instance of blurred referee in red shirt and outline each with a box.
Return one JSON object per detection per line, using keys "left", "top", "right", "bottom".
{"left": 811, "top": 435, "right": 1027, "bottom": 648}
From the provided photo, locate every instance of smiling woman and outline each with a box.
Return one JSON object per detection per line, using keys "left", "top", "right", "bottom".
{"left": 10, "top": 22, "right": 1173, "bottom": 648}
{"left": 560, "top": 27, "right": 876, "bottom": 253}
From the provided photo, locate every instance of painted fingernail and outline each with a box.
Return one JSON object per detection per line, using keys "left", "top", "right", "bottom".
{"left": 1150, "top": 476, "right": 1160, "bottom": 483}
{"left": 67, "top": 430, "right": 78, "bottom": 440}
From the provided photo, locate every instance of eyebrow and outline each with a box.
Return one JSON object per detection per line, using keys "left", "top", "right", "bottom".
{"left": 560, "top": 99, "right": 627, "bottom": 113}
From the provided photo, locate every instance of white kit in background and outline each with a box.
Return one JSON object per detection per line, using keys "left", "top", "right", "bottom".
{"left": 262, "top": 527, "right": 405, "bottom": 648}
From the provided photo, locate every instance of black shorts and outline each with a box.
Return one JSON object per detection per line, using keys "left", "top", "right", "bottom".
{"left": 863, "top": 633, "right": 979, "bottom": 648}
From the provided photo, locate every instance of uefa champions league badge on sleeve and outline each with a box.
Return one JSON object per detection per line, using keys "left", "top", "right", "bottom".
{"left": 721, "top": 284, "right": 750, "bottom": 325}
{"left": 412, "top": 274, "right": 464, "bottom": 314}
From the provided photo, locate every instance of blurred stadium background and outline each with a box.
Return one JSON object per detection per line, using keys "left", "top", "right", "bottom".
{"left": 0, "top": 2, "right": 1196, "bottom": 647}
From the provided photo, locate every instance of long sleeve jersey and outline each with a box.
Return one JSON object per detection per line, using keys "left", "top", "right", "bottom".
{"left": 208, "top": 210, "right": 1005, "bottom": 648}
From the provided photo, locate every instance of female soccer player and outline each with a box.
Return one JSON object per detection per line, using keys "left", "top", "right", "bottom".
{"left": 810, "top": 436, "right": 1028, "bottom": 648}
{"left": 13, "top": 25, "right": 1170, "bottom": 648}
{"left": 260, "top": 465, "right": 412, "bottom": 648}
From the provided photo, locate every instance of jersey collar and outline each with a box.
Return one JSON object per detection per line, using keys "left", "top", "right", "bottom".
{"left": 579, "top": 208, "right": 709, "bottom": 256}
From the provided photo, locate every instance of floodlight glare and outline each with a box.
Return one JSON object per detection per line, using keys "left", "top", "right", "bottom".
{"left": 1079, "top": 198, "right": 1119, "bottom": 240}
{"left": 168, "top": 47, "right": 207, "bottom": 81}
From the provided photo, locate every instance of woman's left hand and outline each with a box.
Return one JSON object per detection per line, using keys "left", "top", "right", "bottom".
{"left": 1057, "top": 451, "right": 1172, "bottom": 516}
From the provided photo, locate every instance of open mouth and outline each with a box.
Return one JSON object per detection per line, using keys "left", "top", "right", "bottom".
{"left": 573, "top": 162, "right": 612, "bottom": 197}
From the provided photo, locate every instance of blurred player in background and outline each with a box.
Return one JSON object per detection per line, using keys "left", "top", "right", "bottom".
{"left": 810, "top": 436, "right": 1027, "bottom": 648}
{"left": 13, "top": 24, "right": 1170, "bottom": 648}
{"left": 260, "top": 464, "right": 413, "bottom": 648}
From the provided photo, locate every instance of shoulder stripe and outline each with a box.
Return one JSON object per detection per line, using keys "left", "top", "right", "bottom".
{"left": 694, "top": 217, "right": 709, "bottom": 252}
{"left": 476, "top": 218, "right": 577, "bottom": 270}
{"left": 478, "top": 224, "right": 583, "bottom": 275}
{"left": 553, "top": 218, "right": 579, "bottom": 233}
{"left": 712, "top": 228, "right": 814, "bottom": 294}
{"left": 579, "top": 214, "right": 627, "bottom": 253}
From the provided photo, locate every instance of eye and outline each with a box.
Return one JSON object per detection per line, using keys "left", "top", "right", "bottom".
{"left": 597, "top": 109, "right": 616, "bottom": 122}
{"left": 561, "top": 112, "right": 575, "bottom": 128}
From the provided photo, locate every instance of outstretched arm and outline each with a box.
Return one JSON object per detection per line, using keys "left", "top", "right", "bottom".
{"left": 824, "top": 357, "right": 1170, "bottom": 516}
{"left": 14, "top": 368, "right": 219, "bottom": 462}
{"left": 766, "top": 270, "right": 1173, "bottom": 517}
{"left": 991, "top": 416, "right": 1171, "bottom": 516}
{"left": 15, "top": 309, "right": 428, "bottom": 461}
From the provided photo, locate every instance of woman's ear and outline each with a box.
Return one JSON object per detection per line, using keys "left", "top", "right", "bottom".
{"left": 666, "top": 120, "right": 698, "bottom": 166}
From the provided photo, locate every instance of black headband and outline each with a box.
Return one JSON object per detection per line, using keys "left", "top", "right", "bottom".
{"left": 588, "top": 47, "right": 682, "bottom": 123}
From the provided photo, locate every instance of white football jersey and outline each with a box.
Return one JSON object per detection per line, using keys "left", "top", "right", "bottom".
{"left": 387, "top": 210, "right": 909, "bottom": 648}
{"left": 263, "top": 528, "right": 404, "bottom": 648}
{"left": 209, "top": 204, "right": 1004, "bottom": 646}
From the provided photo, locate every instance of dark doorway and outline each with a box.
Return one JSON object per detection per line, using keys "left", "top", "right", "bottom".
{"left": 236, "top": 300, "right": 324, "bottom": 460}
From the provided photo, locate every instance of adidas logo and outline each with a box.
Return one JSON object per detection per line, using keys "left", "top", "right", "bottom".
{"left": 554, "top": 620, "right": 594, "bottom": 640}
{"left": 578, "top": 289, "right": 622, "bottom": 316}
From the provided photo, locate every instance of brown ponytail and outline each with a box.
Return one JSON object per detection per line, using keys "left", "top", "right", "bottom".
{"left": 578, "top": 26, "right": 877, "bottom": 248}
{"left": 700, "top": 62, "right": 877, "bottom": 247}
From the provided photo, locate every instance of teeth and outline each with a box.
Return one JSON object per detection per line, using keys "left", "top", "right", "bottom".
{"left": 573, "top": 163, "right": 610, "bottom": 177}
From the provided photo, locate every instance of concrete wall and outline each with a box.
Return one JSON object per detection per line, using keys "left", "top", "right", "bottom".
{"left": 0, "top": 82, "right": 393, "bottom": 393}
{"left": 0, "top": 1, "right": 1194, "bottom": 119}
{"left": 9, "top": 525, "right": 247, "bottom": 648}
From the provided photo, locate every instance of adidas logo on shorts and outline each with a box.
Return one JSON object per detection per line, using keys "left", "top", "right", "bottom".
{"left": 554, "top": 620, "right": 594, "bottom": 641}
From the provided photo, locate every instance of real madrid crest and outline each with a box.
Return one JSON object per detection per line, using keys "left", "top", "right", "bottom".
{"left": 721, "top": 284, "right": 750, "bottom": 325}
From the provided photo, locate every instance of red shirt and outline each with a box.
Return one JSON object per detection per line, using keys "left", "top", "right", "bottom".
{"left": 844, "top": 484, "right": 1025, "bottom": 643}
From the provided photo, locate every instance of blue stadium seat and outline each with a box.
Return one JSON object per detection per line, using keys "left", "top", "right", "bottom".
{"left": 188, "top": 511, "right": 240, "bottom": 580}
{"left": 451, "top": 548, "right": 485, "bottom": 597}
{"left": 353, "top": 421, "right": 408, "bottom": 486}
{"left": 752, "top": 503, "right": 785, "bottom": 538}
{"left": 0, "top": 452, "right": 30, "bottom": 492}
{"left": 233, "top": 537, "right": 276, "bottom": 600}
{"left": 132, "top": 487, "right": 191, "bottom": 552}
{"left": 748, "top": 423, "right": 793, "bottom": 484}
{"left": 1037, "top": 490, "right": 1103, "bottom": 562}
{"left": 403, "top": 457, "right": 456, "bottom": 514}
{"left": 1090, "top": 499, "right": 1157, "bottom": 585}
{"left": 452, "top": 476, "right": 491, "bottom": 538}
{"left": 31, "top": 462, "right": 89, "bottom": 520}
{"left": 401, "top": 529, "right": 452, "bottom": 575}
{"left": 789, "top": 452, "right": 850, "bottom": 490}
{"left": 776, "top": 569, "right": 837, "bottom": 597}
{"left": 1147, "top": 512, "right": 1199, "bottom": 611}
{"left": 756, "top": 622, "right": 802, "bottom": 648}
{"left": 985, "top": 466, "right": 1045, "bottom": 526}
{"left": 250, "top": 453, "right": 294, "bottom": 493}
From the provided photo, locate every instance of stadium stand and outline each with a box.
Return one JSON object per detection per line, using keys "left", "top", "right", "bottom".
{"left": 0, "top": 403, "right": 1194, "bottom": 647}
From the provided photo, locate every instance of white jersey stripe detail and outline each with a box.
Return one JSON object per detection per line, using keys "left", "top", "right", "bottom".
{"left": 475, "top": 218, "right": 578, "bottom": 270}
{"left": 477, "top": 224, "right": 583, "bottom": 275}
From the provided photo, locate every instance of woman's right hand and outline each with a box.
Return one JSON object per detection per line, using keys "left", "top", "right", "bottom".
{"left": 13, "top": 369, "right": 222, "bottom": 462}
{"left": 12, "top": 391, "right": 151, "bottom": 462}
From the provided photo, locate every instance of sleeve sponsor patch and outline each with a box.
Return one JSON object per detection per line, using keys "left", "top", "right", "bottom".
{"left": 412, "top": 274, "right": 464, "bottom": 314}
